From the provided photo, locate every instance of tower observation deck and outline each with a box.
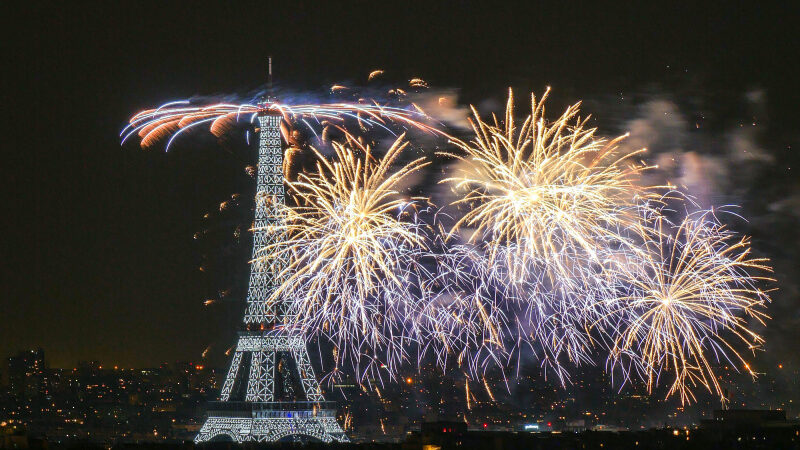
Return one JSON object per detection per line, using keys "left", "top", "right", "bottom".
{"left": 195, "top": 60, "right": 349, "bottom": 443}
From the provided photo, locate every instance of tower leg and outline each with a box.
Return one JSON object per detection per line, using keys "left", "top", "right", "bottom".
{"left": 246, "top": 351, "right": 272, "bottom": 402}
{"left": 219, "top": 351, "right": 242, "bottom": 401}
{"left": 293, "top": 348, "right": 324, "bottom": 402}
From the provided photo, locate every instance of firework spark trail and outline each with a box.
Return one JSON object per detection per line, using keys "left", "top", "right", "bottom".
{"left": 596, "top": 208, "right": 772, "bottom": 404}
{"left": 122, "top": 83, "right": 774, "bottom": 405}
{"left": 122, "top": 101, "right": 446, "bottom": 150}
{"left": 120, "top": 84, "right": 451, "bottom": 372}
{"left": 464, "top": 376, "right": 472, "bottom": 410}
{"left": 435, "top": 88, "right": 658, "bottom": 380}
{"left": 442, "top": 87, "right": 654, "bottom": 281}
{"left": 120, "top": 81, "right": 454, "bottom": 384}
{"left": 258, "top": 135, "right": 437, "bottom": 383}
{"left": 427, "top": 239, "right": 613, "bottom": 385}
{"left": 482, "top": 375, "right": 496, "bottom": 401}
{"left": 421, "top": 242, "right": 513, "bottom": 376}
{"left": 367, "top": 70, "right": 384, "bottom": 81}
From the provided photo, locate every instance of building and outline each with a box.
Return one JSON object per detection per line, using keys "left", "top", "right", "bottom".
{"left": 701, "top": 409, "right": 792, "bottom": 430}
{"left": 7, "top": 349, "right": 47, "bottom": 400}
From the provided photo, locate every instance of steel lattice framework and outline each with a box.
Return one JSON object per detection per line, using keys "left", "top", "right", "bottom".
{"left": 195, "top": 109, "right": 348, "bottom": 444}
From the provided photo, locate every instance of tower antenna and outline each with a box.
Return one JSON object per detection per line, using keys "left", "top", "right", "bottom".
{"left": 267, "top": 56, "right": 274, "bottom": 96}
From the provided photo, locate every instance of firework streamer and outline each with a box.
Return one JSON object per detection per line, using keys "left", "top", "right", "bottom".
{"left": 259, "top": 135, "right": 437, "bottom": 383}
{"left": 122, "top": 100, "right": 446, "bottom": 151}
{"left": 598, "top": 208, "right": 772, "bottom": 404}
{"left": 438, "top": 88, "right": 655, "bottom": 380}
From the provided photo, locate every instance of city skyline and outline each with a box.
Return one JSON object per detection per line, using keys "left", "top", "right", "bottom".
{"left": 3, "top": 346, "right": 799, "bottom": 446}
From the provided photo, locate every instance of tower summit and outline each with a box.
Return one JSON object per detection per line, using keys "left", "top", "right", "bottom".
{"left": 195, "top": 59, "right": 349, "bottom": 444}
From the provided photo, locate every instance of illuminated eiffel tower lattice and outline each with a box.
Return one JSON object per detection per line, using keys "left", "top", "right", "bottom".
{"left": 195, "top": 61, "right": 348, "bottom": 444}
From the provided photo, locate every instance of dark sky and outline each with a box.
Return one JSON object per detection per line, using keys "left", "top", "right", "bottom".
{"left": 3, "top": 1, "right": 798, "bottom": 369}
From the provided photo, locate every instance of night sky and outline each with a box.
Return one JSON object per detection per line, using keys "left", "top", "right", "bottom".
{"left": 3, "top": 1, "right": 798, "bottom": 377}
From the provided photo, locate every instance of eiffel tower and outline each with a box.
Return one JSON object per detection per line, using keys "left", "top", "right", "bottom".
{"left": 195, "top": 59, "right": 348, "bottom": 444}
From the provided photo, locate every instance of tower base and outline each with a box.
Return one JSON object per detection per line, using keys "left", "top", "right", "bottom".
{"left": 195, "top": 402, "right": 348, "bottom": 443}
